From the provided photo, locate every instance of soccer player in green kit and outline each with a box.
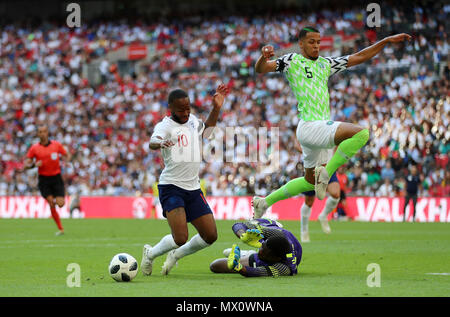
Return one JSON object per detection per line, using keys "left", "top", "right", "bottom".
{"left": 252, "top": 26, "right": 411, "bottom": 217}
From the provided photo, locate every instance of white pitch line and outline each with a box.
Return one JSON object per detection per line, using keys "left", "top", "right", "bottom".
{"left": 425, "top": 273, "right": 450, "bottom": 276}
{"left": 0, "top": 243, "right": 145, "bottom": 249}
{"left": 0, "top": 236, "right": 163, "bottom": 244}
{"left": 0, "top": 241, "right": 234, "bottom": 249}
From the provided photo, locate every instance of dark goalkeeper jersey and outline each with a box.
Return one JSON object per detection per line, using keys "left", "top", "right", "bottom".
{"left": 232, "top": 218, "right": 302, "bottom": 277}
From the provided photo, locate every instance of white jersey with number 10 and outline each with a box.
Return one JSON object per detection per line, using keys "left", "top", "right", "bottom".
{"left": 150, "top": 114, "right": 205, "bottom": 190}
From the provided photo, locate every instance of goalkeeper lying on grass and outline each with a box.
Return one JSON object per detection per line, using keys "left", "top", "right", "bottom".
{"left": 210, "top": 219, "right": 302, "bottom": 277}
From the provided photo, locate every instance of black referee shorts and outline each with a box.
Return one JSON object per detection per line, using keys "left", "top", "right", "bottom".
{"left": 340, "top": 190, "right": 346, "bottom": 201}
{"left": 38, "top": 174, "right": 65, "bottom": 198}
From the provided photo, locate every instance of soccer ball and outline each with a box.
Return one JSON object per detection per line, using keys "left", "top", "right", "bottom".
{"left": 108, "top": 253, "right": 138, "bottom": 282}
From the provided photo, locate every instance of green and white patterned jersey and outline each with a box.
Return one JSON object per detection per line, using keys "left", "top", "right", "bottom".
{"left": 276, "top": 53, "right": 349, "bottom": 121}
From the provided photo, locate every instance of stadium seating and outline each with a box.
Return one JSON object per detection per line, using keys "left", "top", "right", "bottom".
{"left": 0, "top": 4, "right": 448, "bottom": 197}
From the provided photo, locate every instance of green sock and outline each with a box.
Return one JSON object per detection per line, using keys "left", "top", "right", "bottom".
{"left": 265, "top": 177, "right": 314, "bottom": 207}
{"left": 325, "top": 129, "right": 369, "bottom": 176}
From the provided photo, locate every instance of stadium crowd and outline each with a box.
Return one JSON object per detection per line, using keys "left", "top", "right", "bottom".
{"left": 0, "top": 3, "right": 449, "bottom": 198}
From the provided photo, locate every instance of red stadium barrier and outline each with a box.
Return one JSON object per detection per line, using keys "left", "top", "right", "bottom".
{"left": 345, "top": 197, "right": 450, "bottom": 223}
{"left": 0, "top": 196, "right": 449, "bottom": 222}
{"left": 0, "top": 196, "right": 71, "bottom": 218}
{"left": 128, "top": 44, "right": 148, "bottom": 60}
{"left": 81, "top": 196, "right": 154, "bottom": 218}
{"left": 0, "top": 196, "right": 154, "bottom": 219}
{"left": 201, "top": 196, "right": 450, "bottom": 222}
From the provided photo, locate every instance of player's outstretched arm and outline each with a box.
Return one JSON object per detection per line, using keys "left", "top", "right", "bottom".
{"left": 203, "top": 84, "right": 228, "bottom": 137}
{"left": 347, "top": 33, "right": 411, "bottom": 68}
{"left": 255, "top": 45, "right": 278, "bottom": 73}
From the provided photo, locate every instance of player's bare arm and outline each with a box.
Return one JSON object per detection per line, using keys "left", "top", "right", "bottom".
{"left": 203, "top": 84, "right": 229, "bottom": 138}
{"left": 149, "top": 136, "right": 175, "bottom": 150}
{"left": 204, "top": 84, "right": 228, "bottom": 128}
{"left": 347, "top": 33, "right": 411, "bottom": 67}
{"left": 255, "top": 45, "right": 277, "bottom": 73}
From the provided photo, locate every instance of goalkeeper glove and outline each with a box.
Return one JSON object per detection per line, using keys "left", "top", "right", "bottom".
{"left": 227, "top": 244, "right": 242, "bottom": 272}
{"left": 240, "top": 228, "right": 264, "bottom": 248}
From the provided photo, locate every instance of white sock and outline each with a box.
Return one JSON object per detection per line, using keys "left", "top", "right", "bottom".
{"left": 149, "top": 234, "right": 178, "bottom": 260}
{"left": 300, "top": 204, "right": 311, "bottom": 234}
{"left": 319, "top": 196, "right": 340, "bottom": 219}
{"left": 172, "top": 234, "right": 210, "bottom": 260}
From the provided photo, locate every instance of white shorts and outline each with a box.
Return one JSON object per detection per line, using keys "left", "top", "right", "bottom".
{"left": 296, "top": 120, "right": 342, "bottom": 169}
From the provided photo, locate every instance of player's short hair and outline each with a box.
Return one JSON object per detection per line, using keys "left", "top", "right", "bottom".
{"left": 299, "top": 26, "right": 320, "bottom": 40}
{"left": 266, "top": 236, "right": 291, "bottom": 260}
{"left": 168, "top": 89, "right": 188, "bottom": 105}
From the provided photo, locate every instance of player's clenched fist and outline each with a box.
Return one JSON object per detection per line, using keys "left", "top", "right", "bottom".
{"left": 261, "top": 45, "right": 275, "bottom": 59}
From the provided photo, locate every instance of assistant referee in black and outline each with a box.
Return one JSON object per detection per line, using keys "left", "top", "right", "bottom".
{"left": 403, "top": 165, "right": 422, "bottom": 222}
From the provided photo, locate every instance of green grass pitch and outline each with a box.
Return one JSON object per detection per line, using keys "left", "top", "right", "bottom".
{"left": 0, "top": 218, "right": 449, "bottom": 297}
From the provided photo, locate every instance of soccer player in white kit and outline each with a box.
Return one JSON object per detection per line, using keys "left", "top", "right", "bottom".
{"left": 141, "top": 84, "right": 228, "bottom": 276}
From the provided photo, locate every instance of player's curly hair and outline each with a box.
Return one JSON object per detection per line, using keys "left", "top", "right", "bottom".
{"left": 168, "top": 89, "right": 188, "bottom": 105}
{"left": 266, "top": 236, "right": 291, "bottom": 260}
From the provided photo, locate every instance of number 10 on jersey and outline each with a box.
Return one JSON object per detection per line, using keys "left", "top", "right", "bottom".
{"left": 178, "top": 134, "right": 188, "bottom": 147}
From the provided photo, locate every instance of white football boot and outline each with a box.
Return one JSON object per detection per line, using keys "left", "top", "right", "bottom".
{"left": 141, "top": 244, "right": 154, "bottom": 276}
{"left": 301, "top": 231, "right": 311, "bottom": 243}
{"left": 252, "top": 196, "right": 268, "bottom": 219}
{"left": 161, "top": 250, "right": 178, "bottom": 275}
{"left": 318, "top": 214, "right": 332, "bottom": 234}
{"left": 314, "top": 166, "right": 330, "bottom": 200}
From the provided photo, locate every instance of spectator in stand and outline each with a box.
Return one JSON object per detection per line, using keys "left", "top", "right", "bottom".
{"left": 377, "top": 178, "right": 395, "bottom": 197}
{"left": 380, "top": 161, "right": 396, "bottom": 182}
